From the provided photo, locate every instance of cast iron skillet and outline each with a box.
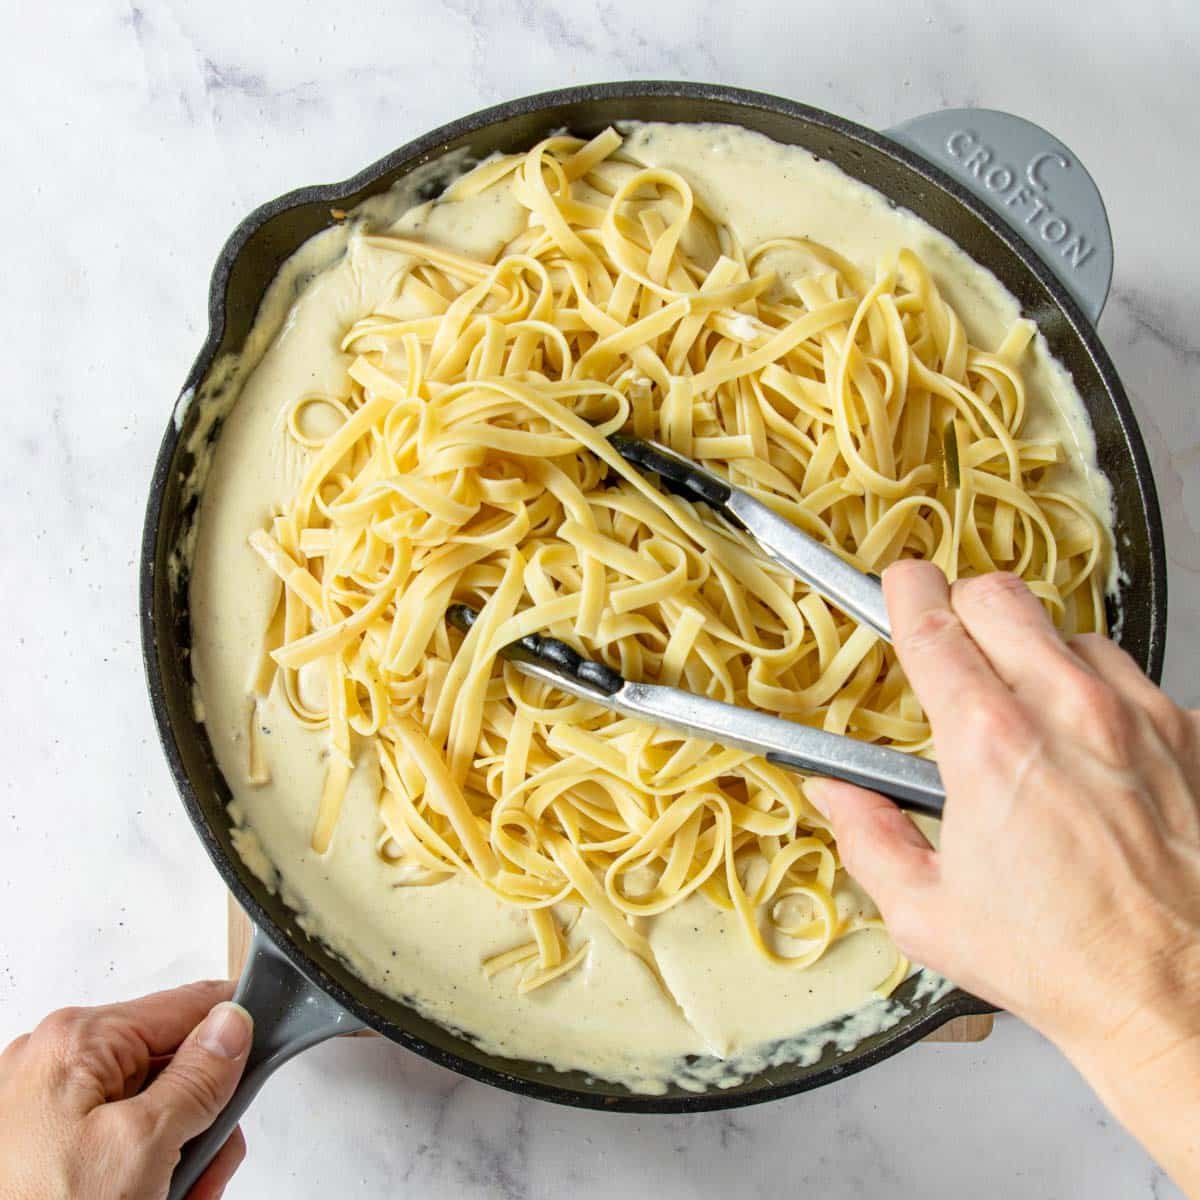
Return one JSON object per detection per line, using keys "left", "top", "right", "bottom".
{"left": 140, "top": 82, "right": 1166, "bottom": 1195}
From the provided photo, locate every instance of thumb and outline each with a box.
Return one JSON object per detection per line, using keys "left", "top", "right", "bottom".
{"left": 132, "top": 1001, "right": 253, "bottom": 1148}
{"left": 807, "top": 779, "right": 940, "bottom": 943}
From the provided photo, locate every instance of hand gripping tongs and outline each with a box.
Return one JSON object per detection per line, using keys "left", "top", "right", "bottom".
{"left": 448, "top": 437, "right": 945, "bottom": 816}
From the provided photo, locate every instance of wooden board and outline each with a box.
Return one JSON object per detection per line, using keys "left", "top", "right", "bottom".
{"left": 227, "top": 896, "right": 992, "bottom": 1042}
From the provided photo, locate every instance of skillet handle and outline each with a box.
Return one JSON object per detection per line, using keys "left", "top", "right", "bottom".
{"left": 166, "top": 925, "right": 365, "bottom": 1200}
{"left": 886, "top": 109, "right": 1113, "bottom": 322}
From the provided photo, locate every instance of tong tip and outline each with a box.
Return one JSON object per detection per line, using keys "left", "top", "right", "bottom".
{"left": 446, "top": 603, "right": 478, "bottom": 634}
{"left": 446, "top": 603, "right": 624, "bottom": 697}
{"left": 608, "top": 435, "right": 733, "bottom": 509}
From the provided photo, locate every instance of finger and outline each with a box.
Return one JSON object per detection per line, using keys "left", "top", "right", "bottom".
{"left": 950, "top": 572, "right": 1080, "bottom": 695}
{"left": 29, "top": 986, "right": 234, "bottom": 1114}
{"left": 187, "top": 1125, "right": 247, "bottom": 1200}
{"left": 883, "top": 560, "right": 1010, "bottom": 729}
{"left": 807, "top": 778, "right": 938, "bottom": 925}
{"left": 96, "top": 980, "right": 236, "bottom": 1057}
{"left": 1069, "top": 634, "right": 1200, "bottom": 806}
{"left": 1069, "top": 633, "right": 1184, "bottom": 732}
{"left": 130, "top": 1001, "right": 253, "bottom": 1147}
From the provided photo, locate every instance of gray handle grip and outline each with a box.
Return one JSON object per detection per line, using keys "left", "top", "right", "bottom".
{"left": 166, "top": 926, "right": 364, "bottom": 1200}
{"left": 886, "top": 108, "right": 1112, "bottom": 322}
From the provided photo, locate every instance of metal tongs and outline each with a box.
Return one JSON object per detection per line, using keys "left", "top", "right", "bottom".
{"left": 448, "top": 437, "right": 944, "bottom": 815}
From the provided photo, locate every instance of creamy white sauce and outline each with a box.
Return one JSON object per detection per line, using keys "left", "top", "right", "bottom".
{"left": 189, "top": 123, "right": 1113, "bottom": 1093}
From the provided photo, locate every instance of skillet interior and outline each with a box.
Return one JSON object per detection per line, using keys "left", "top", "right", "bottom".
{"left": 141, "top": 81, "right": 1166, "bottom": 1112}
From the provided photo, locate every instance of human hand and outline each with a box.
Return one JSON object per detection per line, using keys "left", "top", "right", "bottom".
{"left": 808, "top": 561, "right": 1200, "bottom": 1190}
{"left": 0, "top": 980, "right": 252, "bottom": 1200}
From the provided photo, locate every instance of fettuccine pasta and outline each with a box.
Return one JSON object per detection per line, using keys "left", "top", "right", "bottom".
{"left": 245, "top": 128, "right": 1106, "bottom": 998}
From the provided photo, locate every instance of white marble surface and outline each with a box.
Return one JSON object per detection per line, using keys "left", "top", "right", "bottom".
{"left": 2, "top": 1, "right": 1197, "bottom": 1196}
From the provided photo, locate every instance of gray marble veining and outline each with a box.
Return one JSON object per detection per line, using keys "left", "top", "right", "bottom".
{"left": 1, "top": 0, "right": 1196, "bottom": 1196}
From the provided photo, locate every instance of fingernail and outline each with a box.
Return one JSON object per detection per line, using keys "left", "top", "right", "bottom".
{"left": 806, "top": 780, "right": 832, "bottom": 818}
{"left": 197, "top": 1002, "right": 253, "bottom": 1059}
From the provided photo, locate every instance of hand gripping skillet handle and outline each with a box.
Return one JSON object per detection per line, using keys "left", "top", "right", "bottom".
{"left": 166, "top": 926, "right": 364, "bottom": 1200}
{"left": 886, "top": 109, "right": 1113, "bottom": 323}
